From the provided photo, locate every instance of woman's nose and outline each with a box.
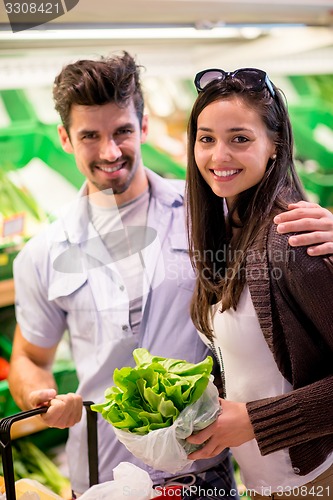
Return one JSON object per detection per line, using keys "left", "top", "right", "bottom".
{"left": 212, "top": 142, "right": 231, "bottom": 162}
{"left": 100, "top": 138, "right": 122, "bottom": 161}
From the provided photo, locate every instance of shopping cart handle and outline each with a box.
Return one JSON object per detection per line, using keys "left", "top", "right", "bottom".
{"left": 0, "top": 401, "right": 98, "bottom": 500}
{"left": 0, "top": 406, "right": 49, "bottom": 500}
{"left": 83, "top": 401, "right": 99, "bottom": 488}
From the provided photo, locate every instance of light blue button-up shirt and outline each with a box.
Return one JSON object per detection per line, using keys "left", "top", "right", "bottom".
{"left": 14, "top": 168, "right": 228, "bottom": 493}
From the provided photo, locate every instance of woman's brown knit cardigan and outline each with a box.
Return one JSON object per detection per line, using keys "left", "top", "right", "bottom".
{"left": 245, "top": 223, "right": 333, "bottom": 476}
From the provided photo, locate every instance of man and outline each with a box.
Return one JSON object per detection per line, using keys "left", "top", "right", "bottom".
{"left": 8, "top": 52, "right": 333, "bottom": 499}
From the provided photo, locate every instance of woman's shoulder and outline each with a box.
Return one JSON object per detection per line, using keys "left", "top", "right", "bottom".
{"left": 267, "top": 223, "right": 299, "bottom": 264}
{"left": 267, "top": 222, "right": 333, "bottom": 277}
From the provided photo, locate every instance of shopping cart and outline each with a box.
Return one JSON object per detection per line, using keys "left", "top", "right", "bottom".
{"left": 0, "top": 401, "right": 98, "bottom": 500}
{"left": 0, "top": 402, "right": 182, "bottom": 499}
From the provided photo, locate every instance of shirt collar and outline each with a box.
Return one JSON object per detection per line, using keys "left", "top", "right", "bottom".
{"left": 145, "top": 168, "right": 184, "bottom": 208}
{"left": 52, "top": 168, "right": 184, "bottom": 244}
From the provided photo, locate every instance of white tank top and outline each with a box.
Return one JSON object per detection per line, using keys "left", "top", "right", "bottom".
{"left": 199, "top": 284, "right": 333, "bottom": 493}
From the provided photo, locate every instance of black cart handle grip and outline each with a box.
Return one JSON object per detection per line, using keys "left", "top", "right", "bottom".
{"left": 0, "top": 401, "right": 98, "bottom": 500}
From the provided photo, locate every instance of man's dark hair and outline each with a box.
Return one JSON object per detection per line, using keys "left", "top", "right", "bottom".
{"left": 53, "top": 51, "right": 145, "bottom": 132}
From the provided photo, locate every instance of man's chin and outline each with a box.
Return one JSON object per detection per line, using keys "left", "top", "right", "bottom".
{"left": 92, "top": 180, "right": 130, "bottom": 195}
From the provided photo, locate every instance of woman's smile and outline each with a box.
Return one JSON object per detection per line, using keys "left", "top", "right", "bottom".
{"left": 194, "top": 96, "right": 275, "bottom": 206}
{"left": 210, "top": 168, "right": 242, "bottom": 181}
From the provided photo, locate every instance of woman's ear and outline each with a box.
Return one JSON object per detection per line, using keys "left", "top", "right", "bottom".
{"left": 58, "top": 125, "right": 74, "bottom": 154}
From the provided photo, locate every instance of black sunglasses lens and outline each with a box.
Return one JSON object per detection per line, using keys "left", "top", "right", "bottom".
{"left": 233, "top": 69, "right": 266, "bottom": 90}
{"left": 197, "top": 70, "right": 225, "bottom": 90}
{"left": 195, "top": 68, "right": 275, "bottom": 97}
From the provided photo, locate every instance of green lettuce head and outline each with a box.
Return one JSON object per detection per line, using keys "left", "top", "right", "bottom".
{"left": 91, "top": 348, "right": 213, "bottom": 434}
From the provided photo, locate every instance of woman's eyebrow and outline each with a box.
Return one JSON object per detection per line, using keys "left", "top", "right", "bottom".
{"left": 197, "top": 126, "right": 253, "bottom": 133}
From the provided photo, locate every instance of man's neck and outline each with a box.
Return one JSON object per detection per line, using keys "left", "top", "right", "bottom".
{"left": 87, "top": 166, "right": 149, "bottom": 208}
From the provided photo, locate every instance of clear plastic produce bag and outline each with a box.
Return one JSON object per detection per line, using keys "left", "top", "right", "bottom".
{"left": 113, "top": 380, "right": 221, "bottom": 474}
{"left": 79, "top": 462, "right": 159, "bottom": 499}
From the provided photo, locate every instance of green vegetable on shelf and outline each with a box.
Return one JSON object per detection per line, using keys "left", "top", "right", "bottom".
{"left": 0, "top": 167, "right": 47, "bottom": 227}
{"left": 92, "top": 348, "right": 213, "bottom": 435}
{"left": 0, "top": 438, "right": 71, "bottom": 497}
{"left": 1, "top": 169, "right": 43, "bottom": 220}
{"left": 0, "top": 167, "right": 48, "bottom": 242}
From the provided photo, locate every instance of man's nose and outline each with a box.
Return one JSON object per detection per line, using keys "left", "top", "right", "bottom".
{"left": 100, "top": 138, "right": 122, "bottom": 161}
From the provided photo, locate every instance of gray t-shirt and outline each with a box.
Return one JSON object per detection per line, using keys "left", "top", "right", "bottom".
{"left": 88, "top": 188, "right": 150, "bottom": 335}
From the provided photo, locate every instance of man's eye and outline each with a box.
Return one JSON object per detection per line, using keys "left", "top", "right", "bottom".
{"left": 117, "top": 128, "right": 133, "bottom": 135}
{"left": 82, "top": 133, "right": 97, "bottom": 140}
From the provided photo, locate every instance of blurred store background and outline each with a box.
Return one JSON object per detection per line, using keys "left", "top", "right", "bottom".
{"left": 0, "top": 0, "right": 332, "bottom": 495}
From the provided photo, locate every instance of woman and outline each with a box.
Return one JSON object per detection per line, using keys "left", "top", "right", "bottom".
{"left": 185, "top": 68, "right": 333, "bottom": 499}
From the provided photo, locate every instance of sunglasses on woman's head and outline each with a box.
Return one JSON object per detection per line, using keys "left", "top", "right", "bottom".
{"left": 194, "top": 68, "right": 275, "bottom": 98}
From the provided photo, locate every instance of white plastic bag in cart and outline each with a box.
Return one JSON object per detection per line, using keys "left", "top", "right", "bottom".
{"left": 0, "top": 478, "right": 63, "bottom": 499}
{"left": 78, "top": 462, "right": 160, "bottom": 499}
{"left": 113, "top": 380, "right": 221, "bottom": 474}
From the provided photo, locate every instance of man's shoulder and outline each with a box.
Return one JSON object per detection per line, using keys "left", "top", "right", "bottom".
{"left": 165, "top": 178, "right": 185, "bottom": 194}
{"left": 15, "top": 216, "right": 64, "bottom": 261}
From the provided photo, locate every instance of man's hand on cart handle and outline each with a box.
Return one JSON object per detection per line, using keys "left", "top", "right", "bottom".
{"left": 29, "top": 389, "right": 83, "bottom": 429}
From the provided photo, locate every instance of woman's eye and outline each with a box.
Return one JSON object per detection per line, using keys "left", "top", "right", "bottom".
{"left": 199, "top": 136, "right": 214, "bottom": 144}
{"left": 233, "top": 136, "right": 249, "bottom": 143}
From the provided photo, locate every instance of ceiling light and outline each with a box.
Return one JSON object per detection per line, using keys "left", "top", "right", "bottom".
{"left": 0, "top": 26, "right": 250, "bottom": 41}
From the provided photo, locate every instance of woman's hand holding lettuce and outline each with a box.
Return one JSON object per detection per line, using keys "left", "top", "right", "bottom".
{"left": 92, "top": 349, "right": 221, "bottom": 473}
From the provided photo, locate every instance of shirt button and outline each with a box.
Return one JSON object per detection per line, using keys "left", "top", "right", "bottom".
{"left": 122, "top": 325, "right": 129, "bottom": 331}
{"left": 119, "top": 285, "right": 125, "bottom": 291}
{"left": 293, "top": 467, "right": 300, "bottom": 474}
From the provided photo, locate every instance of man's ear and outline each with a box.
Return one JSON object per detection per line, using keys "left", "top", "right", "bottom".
{"left": 58, "top": 125, "right": 73, "bottom": 154}
{"left": 140, "top": 114, "right": 149, "bottom": 144}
